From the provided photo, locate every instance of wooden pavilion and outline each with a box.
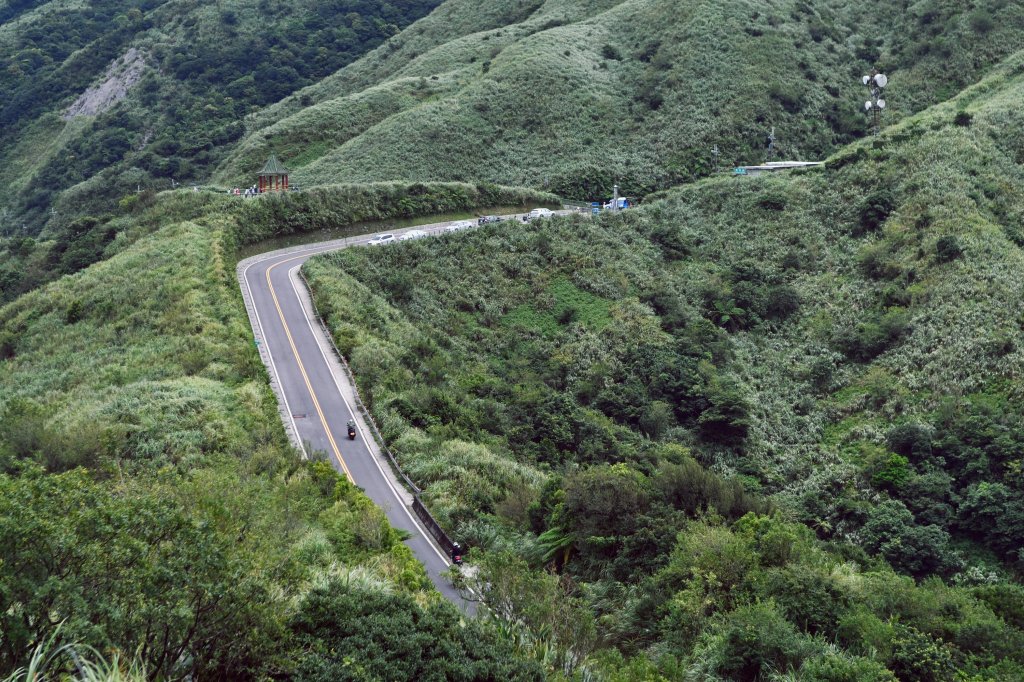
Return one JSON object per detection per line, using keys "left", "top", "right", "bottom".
{"left": 258, "top": 154, "right": 289, "bottom": 193}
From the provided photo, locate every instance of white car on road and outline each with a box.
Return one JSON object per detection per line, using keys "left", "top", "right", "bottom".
{"left": 398, "top": 229, "right": 428, "bottom": 241}
{"left": 529, "top": 208, "right": 555, "bottom": 219}
{"left": 444, "top": 220, "right": 474, "bottom": 233}
{"left": 367, "top": 233, "right": 396, "bottom": 246}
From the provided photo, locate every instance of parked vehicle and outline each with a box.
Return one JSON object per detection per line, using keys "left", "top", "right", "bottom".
{"left": 368, "top": 233, "right": 396, "bottom": 245}
{"left": 398, "top": 229, "right": 428, "bottom": 241}
{"left": 477, "top": 215, "right": 500, "bottom": 225}
{"left": 528, "top": 208, "right": 554, "bottom": 219}
{"left": 444, "top": 220, "right": 474, "bottom": 233}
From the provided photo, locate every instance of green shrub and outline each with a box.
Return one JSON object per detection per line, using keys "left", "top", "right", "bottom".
{"left": 861, "top": 501, "right": 956, "bottom": 577}
{"left": 935, "top": 235, "right": 962, "bottom": 262}
{"left": 856, "top": 189, "right": 896, "bottom": 236}
{"left": 834, "top": 307, "right": 911, "bottom": 361}
{"left": 870, "top": 452, "right": 912, "bottom": 491}
{"left": 714, "top": 602, "right": 811, "bottom": 682}
{"left": 799, "top": 654, "right": 897, "bottom": 681}
{"left": 698, "top": 373, "right": 751, "bottom": 445}
{"left": 766, "top": 285, "right": 801, "bottom": 321}
{"left": 601, "top": 44, "right": 623, "bottom": 60}
{"left": 887, "top": 626, "right": 956, "bottom": 682}
{"left": 291, "top": 581, "right": 544, "bottom": 681}
{"left": 758, "top": 192, "right": 788, "bottom": 211}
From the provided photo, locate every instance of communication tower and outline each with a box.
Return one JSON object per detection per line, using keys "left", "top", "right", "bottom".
{"left": 862, "top": 70, "right": 888, "bottom": 135}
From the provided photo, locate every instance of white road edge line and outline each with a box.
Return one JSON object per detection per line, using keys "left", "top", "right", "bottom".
{"left": 238, "top": 215, "right": 552, "bottom": 585}
{"left": 241, "top": 257, "right": 304, "bottom": 458}
{"left": 287, "top": 262, "right": 453, "bottom": 568}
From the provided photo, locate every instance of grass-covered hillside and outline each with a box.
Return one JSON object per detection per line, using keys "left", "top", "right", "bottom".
{"left": 0, "top": 0, "right": 443, "bottom": 237}
{"left": 5, "top": 0, "right": 1022, "bottom": 298}
{"left": 302, "top": 50, "right": 1024, "bottom": 679}
{"left": 219, "top": 0, "right": 1024, "bottom": 200}
{"left": 0, "top": 184, "right": 555, "bottom": 679}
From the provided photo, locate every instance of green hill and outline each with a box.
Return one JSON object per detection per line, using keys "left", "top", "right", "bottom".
{"left": 0, "top": 0, "right": 443, "bottom": 237}
{"left": 3, "top": 0, "right": 1024, "bottom": 678}
{"left": 300, "top": 49, "right": 1024, "bottom": 679}
{"left": 4, "top": 0, "right": 1023, "bottom": 302}
{"left": 218, "top": 0, "right": 1024, "bottom": 199}
{"left": 0, "top": 183, "right": 553, "bottom": 678}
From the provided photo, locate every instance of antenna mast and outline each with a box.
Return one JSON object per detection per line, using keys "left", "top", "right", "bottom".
{"left": 862, "top": 70, "right": 888, "bottom": 135}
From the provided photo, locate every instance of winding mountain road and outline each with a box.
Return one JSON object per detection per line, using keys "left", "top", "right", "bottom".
{"left": 237, "top": 217, "right": 525, "bottom": 609}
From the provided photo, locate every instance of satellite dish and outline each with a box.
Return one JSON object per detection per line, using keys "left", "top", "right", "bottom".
{"left": 876, "top": 99, "right": 886, "bottom": 109}
{"left": 874, "top": 74, "right": 888, "bottom": 88}
{"left": 865, "top": 101, "right": 873, "bottom": 111}
{"left": 862, "top": 75, "right": 871, "bottom": 85}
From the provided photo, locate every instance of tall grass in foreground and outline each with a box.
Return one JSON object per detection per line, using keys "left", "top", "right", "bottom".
{"left": 2, "top": 627, "right": 146, "bottom": 682}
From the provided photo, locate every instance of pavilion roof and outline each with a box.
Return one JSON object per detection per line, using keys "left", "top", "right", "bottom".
{"left": 258, "top": 154, "right": 289, "bottom": 176}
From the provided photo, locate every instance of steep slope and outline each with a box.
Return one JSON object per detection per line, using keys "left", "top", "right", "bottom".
{"left": 0, "top": 0, "right": 443, "bottom": 236}
{"left": 0, "top": 184, "right": 554, "bottom": 677}
{"left": 218, "top": 0, "right": 1024, "bottom": 199}
{"left": 301, "top": 49, "right": 1024, "bottom": 679}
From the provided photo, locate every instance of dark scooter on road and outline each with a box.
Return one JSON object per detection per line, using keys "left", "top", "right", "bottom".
{"left": 347, "top": 420, "right": 356, "bottom": 440}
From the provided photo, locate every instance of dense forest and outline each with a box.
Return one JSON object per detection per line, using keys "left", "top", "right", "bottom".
{"left": 301, "top": 52, "right": 1024, "bottom": 679}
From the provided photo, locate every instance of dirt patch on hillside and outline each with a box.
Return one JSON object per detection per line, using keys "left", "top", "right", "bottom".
{"left": 63, "top": 48, "right": 147, "bottom": 119}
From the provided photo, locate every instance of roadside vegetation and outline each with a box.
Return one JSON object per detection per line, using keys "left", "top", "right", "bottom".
{"left": 0, "top": 180, "right": 556, "bottom": 304}
{"left": 0, "top": 183, "right": 552, "bottom": 679}
{"left": 303, "top": 51, "right": 1024, "bottom": 679}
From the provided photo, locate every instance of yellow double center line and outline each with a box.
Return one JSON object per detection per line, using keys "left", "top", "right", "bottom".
{"left": 265, "top": 254, "right": 353, "bottom": 481}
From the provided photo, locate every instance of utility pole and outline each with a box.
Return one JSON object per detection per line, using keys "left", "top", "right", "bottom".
{"left": 766, "top": 127, "right": 776, "bottom": 163}
{"left": 862, "top": 70, "right": 888, "bottom": 135}
{"left": 712, "top": 145, "right": 720, "bottom": 173}
{"left": 612, "top": 183, "right": 620, "bottom": 211}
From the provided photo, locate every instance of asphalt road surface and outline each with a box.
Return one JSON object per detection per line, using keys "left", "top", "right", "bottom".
{"left": 237, "top": 216, "right": 544, "bottom": 609}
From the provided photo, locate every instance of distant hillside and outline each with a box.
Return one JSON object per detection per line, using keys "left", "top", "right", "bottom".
{"left": 0, "top": 0, "right": 443, "bottom": 237}
{"left": 3, "top": 0, "right": 1022, "bottom": 299}
{"left": 218, "top": 0, "right": 1024, "bottom": 200}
